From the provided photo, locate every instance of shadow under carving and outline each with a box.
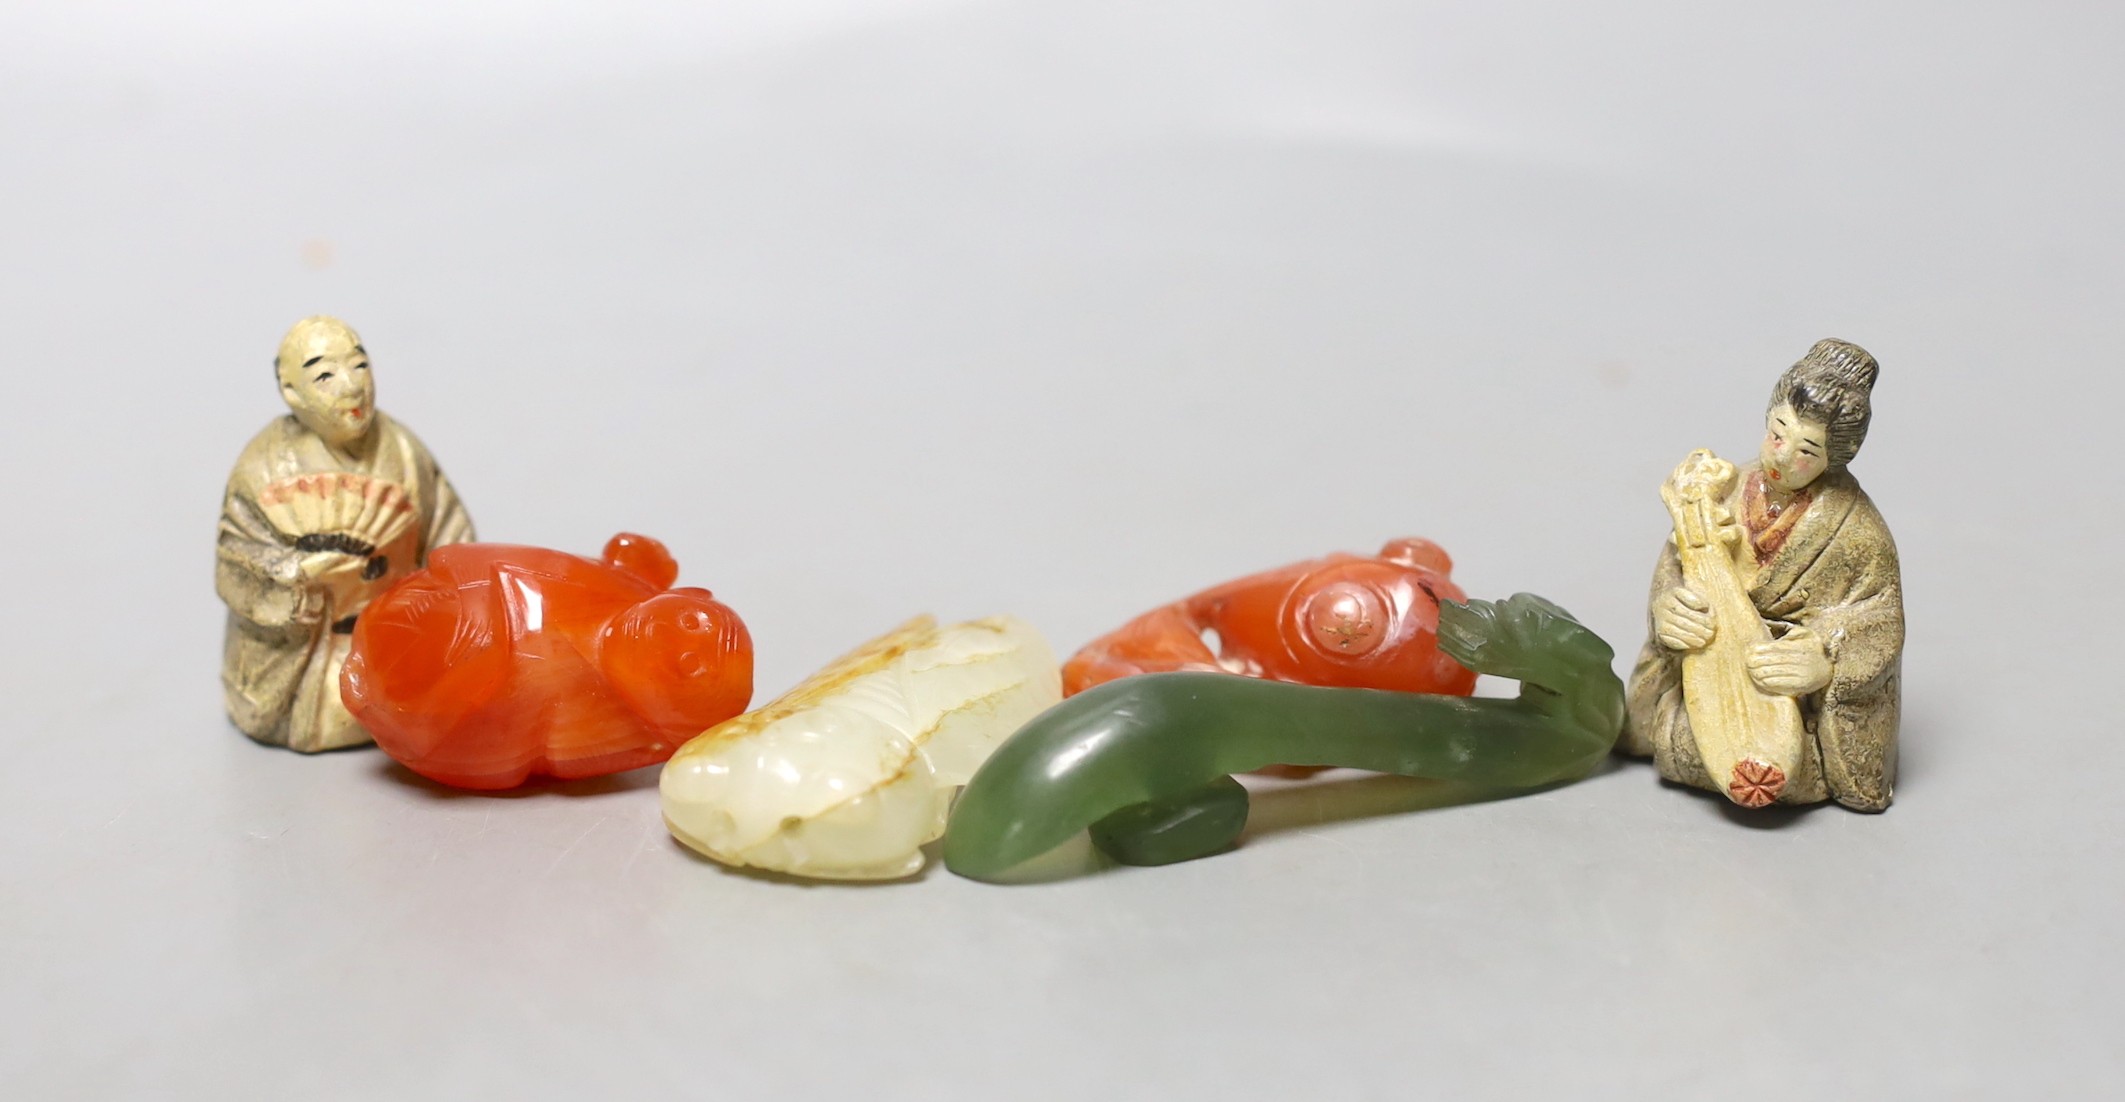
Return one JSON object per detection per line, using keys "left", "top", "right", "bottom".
{"left": 372, "top": 758, "right": 661, "bottom": 801}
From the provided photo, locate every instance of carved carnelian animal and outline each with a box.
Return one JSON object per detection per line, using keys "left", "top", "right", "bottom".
{"left": 341, "top": 533, "right": 752, "bottom": 790}
{"left": 1065, "top": 537, "right": 1477, "bottom": 698}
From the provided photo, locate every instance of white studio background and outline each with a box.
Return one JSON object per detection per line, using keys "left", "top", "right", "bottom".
{"left": 0, "top": 3, "right": 2116, "bottom": 1098}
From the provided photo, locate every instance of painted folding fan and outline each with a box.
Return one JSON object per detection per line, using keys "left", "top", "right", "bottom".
{"left": 256, "top": 473, "right": 416, "bottom": 569}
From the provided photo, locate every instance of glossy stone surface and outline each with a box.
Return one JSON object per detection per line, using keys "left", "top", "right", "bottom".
{"left": 341, "top": 533, "right": 751, "bottom": 790}
{"left": 945, "top": 594, "right": 1624, "bottom": 880}
{"left": 1063, "top": 537, "right": 1478, "bottom": 698}
{"left": 662, "top": 615, "right": 1059, "bottom": 880}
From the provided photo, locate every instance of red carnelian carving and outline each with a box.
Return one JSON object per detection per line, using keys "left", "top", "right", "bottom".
{"left": 341, "top": 533, "right": 752, "bottom": 790}
{"left": 1065, "top": 537, "right": 1477, "bottom": 698}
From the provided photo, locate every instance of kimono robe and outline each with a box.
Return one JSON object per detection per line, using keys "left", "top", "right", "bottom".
{"left": 1620, "top": 464, "right": 1904, "bottom": 810}
{"left": 217, "top": 412, "right": 475, "bottom": 752}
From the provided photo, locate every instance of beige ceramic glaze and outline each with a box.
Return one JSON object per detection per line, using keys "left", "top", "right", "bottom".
{"left": 1658, "top": 450, "right": 1807, "bottom": 806}
{"left": 216, "top": 317, "right": 475, "bottom": 753}
{"left": 1621, "top": 339, "right": 1904, "bottom": 811}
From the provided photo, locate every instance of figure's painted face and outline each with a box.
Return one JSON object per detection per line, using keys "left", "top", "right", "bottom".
{"left": 278, "top": 322, "right": 377, "bottom": 449}
{"left": 1760, "top": 402, "right": 1830, "bottom": 492}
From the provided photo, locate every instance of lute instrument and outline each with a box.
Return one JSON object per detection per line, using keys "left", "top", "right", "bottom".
{"left": 1659, "top": 450, "right": 1805, "bottom": 807}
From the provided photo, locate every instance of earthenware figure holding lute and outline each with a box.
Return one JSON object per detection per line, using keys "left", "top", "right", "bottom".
{"left": 1621, "top": 339, "right": 1905, "bottom": 811}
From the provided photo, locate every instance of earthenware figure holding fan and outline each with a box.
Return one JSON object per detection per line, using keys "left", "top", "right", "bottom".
{"left": 216, "top": 316, "right": 476, "bottom": 752}
{"left": 1620, "top": 338, "right": 1904, "bottom": 810}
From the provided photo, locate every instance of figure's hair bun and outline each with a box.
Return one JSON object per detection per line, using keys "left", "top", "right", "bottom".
{"left": 1800, "top": 338, "right": 1879, "bottom": 392}
{"left": 1769, "top": 338, "right": 1880, "bottom": 469}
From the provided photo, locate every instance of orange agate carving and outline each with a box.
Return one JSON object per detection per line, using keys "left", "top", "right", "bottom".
{"left": 1065, "top": 538, "right": 1478, "bottom": 699}
{"left": 340, "top": 533, "right": 752, "bottom": 790}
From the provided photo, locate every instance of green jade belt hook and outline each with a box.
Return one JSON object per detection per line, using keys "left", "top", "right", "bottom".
{"left": 942, "top": 594, "right": 1626, "bottom": 880}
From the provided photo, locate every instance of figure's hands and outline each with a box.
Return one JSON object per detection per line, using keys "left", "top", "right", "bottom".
{"left": 1747, "top": 627, "right": 1831, "bottom": 696}
{"left": 1652, "top": 587, "right": 1715, "bottom": 651}
{"left": 294, "top": 550, "right": 367, "bottom": 621}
